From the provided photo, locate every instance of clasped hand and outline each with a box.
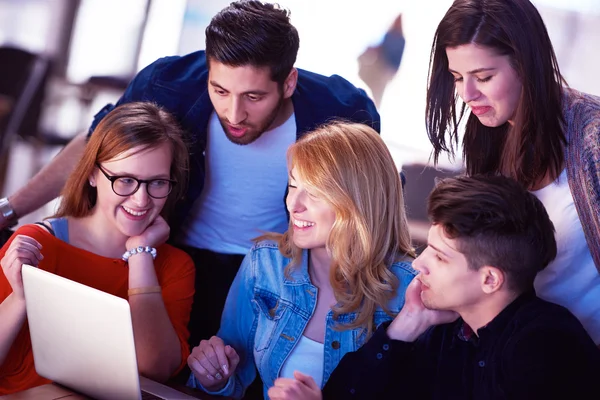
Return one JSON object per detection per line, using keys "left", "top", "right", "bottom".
{"left": 387, "top": 277, "right": 459, "bottom": 341}
{"left": 188, "top": 336, "right": 240, "bottom": 391}
{"left": 125, "top": 215, "right": 170, "bottom": 250}
{"left": 268, "top": 371, "right": 321, "bottom": 400}
{"left": 0, "top": 235, "right": 43, "bottom": 299}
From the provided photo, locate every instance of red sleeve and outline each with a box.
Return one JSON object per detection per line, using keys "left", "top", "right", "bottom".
{"left": 154, "top": 245, "right": 195, "bottom": 375}
{"left": 0, "top": 225, "right": 56, "bottom": 303}
{"left": 0, "top": 225, "right": 57, "bottom": 394}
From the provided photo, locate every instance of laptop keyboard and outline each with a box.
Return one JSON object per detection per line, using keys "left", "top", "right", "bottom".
{"left": 141, "top": 390, "right": 166, "bottom": 400}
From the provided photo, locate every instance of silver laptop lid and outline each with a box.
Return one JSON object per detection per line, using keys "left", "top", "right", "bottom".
{"left": 22, "top": 264, "right": 142, "bottom": 400}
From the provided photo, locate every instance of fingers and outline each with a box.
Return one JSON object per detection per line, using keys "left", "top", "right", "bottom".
{"left": 411, "top": 275, "right": 423, "bottom": 290}
{"left": 2, "top": 235, "right": 44, "bottom": 268}
{"left": 187, "top": 336, "right": 237, "bottom": 388}
{"left": 404, "top": 276, "right": 425, "bottom": 306}
{"left": 268, "top": 375, "right": 322, "bottom": 400}
{"left": 128, "top": 217, "right": 170, "bottom": 249}
{"left": 267, "top": 386, "right": 284, "bottom": 399}
{"left": 268, "top": 378, "right": 296, "bottom": 400}
{"left": 293, "top": 371, "right": 320, "bottom": 391}
{"left": 201, "top": 340, "right": 225, "bottom": 380}
{"left": 188, "top": 354, "right": 213, "bottom": 381}
{"left": 13, "top": 241, "right": 43, "bottom": 262}
{"left": 153, "top": 215, "right": 167, "bottom": 225}
{"left": 224, "top": 345, "right": 240, "bottom": 372}
{"left": 189, "top": 351, "right": 220, "bottom": 383}
{"left": 207, "top": 336, "right": 231, "bottom": 376}
{"left": 13, "top": 235, "right": 43, "bottom": 250}
{"left": 0, "top": 235, "right": 44, "bottom": 299}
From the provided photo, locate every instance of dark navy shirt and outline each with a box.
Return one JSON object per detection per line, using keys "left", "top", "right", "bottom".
{"left": 323, "top": 291, "right": 600, "bottom": 399}
{"left": 88, "top": 50, "right": 380, "bottom": 234}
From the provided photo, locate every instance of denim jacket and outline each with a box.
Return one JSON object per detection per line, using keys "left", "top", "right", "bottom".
{"left": 187, "top": 241, "right": 416, "bottom": 399}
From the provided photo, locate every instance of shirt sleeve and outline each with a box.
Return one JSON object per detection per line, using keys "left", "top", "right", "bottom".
{"left": 156, "top": 247, "right": 196, "bottom": 375}
{"left": 186, "top": 251, "right": 257, "bottom": 399}
{"left": 0, "top": 231, "right": 17, "bottom": 302}
{"left": 578, "top": 110, "right": 600, "bottom": 268}
{"left": 322, "top": 322, "right": 426, "bottom": 399}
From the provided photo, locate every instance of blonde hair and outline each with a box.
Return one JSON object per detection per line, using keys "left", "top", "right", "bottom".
{"left": 261, "top": 121, "right": 414, "bottom": 336}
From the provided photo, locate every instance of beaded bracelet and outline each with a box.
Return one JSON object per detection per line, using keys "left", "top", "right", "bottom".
{"left": 122, "top": 245, "right": 157, "bottom": 262}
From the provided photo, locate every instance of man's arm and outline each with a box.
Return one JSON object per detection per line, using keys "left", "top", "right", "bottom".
{"left": 0, "top": 133, "right": 87, "bottom": 228}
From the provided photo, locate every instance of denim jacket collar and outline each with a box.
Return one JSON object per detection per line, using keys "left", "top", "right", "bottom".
{"left": 282, "top": 249, "right": 312, "bottom": 285}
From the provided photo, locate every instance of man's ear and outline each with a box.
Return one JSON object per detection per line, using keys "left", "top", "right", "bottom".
{"left": 282, "top": 68, "right": 298, "bottom": 99}
{"left": 480, "top": 266, "right": 505, "bottom": 294}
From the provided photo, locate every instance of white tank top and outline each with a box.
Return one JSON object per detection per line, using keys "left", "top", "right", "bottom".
{"left": 279, "top": 335, "right": 324, "bottom": 388}
{"left": 531, "top": 169, "right": 600, "bottom": 344}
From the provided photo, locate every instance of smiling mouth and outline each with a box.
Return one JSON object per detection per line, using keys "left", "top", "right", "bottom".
{"left": 122, "top": 206, "right": 148, "bottom": 217}
{"left": 293, "top": 219, "right": 315, "bottom": 228}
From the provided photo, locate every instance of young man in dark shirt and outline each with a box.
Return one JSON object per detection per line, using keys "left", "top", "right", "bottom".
{"left": 268, "top": 175, "right": 600, "bottom": 400}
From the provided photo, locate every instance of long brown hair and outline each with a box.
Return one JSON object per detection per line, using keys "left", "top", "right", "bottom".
{"left": 261, "top": 122, "right": 414, "bottom": 336}
{"left": 426, "top": 0, "right": 567, "bottom": 188}
{"left": 56, "top": 102, "right": 189, "bottom": 219}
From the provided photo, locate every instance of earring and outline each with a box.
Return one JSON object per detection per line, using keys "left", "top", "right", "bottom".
{"left": 89, "top": 180, "right": 95, "bottom": 187}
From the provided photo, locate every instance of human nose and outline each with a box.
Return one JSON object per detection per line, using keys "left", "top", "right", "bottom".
{"left": 460, "top": 78, "right": 481, "bottom": 103}
{"left": 286, "top": 189, "right": 307, "bottom": 214}
{"left": 412, "top": 252, "right": 428, "bottom": 275}
{"left": 226, "top": 97, "right": 247, "bottom": 125}
{"left": 130, "top": 182, "right": 150, "bottom": 206}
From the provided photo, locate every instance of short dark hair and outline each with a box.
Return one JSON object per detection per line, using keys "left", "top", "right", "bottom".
{"left": 426, "top": 0, "right": 566, "bottom": 189}
{"left": 427, "top": 175, "right": 557, "bottom": 292}
{"left": 205, "top": 0, "right": 300, "bottom": 85}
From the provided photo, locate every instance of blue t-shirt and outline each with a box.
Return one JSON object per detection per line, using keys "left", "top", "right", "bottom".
{"left": 176, "top": 112, "right": 296, "bottom": 254}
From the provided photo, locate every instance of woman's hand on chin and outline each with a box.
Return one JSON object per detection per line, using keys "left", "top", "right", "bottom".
{"left": 126, "top": 215, "right": 170, "bottom": 249}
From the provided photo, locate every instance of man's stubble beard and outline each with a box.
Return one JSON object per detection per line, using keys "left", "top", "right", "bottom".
{"left": 220, "top": 96, "right": 285, "bottom": 146}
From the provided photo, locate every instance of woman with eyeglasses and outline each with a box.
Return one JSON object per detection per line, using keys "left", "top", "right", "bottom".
{"left": 0, "top": 102, "right": 194, "bottom": 395}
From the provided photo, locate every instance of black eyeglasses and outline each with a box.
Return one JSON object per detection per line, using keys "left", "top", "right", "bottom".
{"left": 96, "top": 163, "right": 176, "bottom": 199}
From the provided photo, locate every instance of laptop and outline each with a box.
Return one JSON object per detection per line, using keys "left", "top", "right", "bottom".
{"left": 21, "top": 264, "right": 199, "bottom": 400}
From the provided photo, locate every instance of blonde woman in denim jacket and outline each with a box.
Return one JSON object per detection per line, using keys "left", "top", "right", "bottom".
{"left": 186, "top": 122, "right": 416, "bottom": 399}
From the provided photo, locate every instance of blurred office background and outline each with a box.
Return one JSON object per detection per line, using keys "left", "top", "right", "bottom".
{"left": 0, "top": 0, "right": 598, "bottom": 240}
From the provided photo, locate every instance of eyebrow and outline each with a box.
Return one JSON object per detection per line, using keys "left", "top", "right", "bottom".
{"left": 102, "top": 166, "right": 170, "bottom": 180}
{"left": 289, "top": 171, "right": 296, "bottom": 181}
{"left": 448, "top": 67, "right": 496, "bottom": 75}
{"left": 428, "top": 242, "right": 452, "bottom": 258}
{"left": 209, "top": 80, "right": 269, "bottom": 96}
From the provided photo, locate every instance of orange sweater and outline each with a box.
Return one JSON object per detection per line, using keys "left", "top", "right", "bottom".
{"left": 0, "top": 224, "right": 195, "bottom": 395}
